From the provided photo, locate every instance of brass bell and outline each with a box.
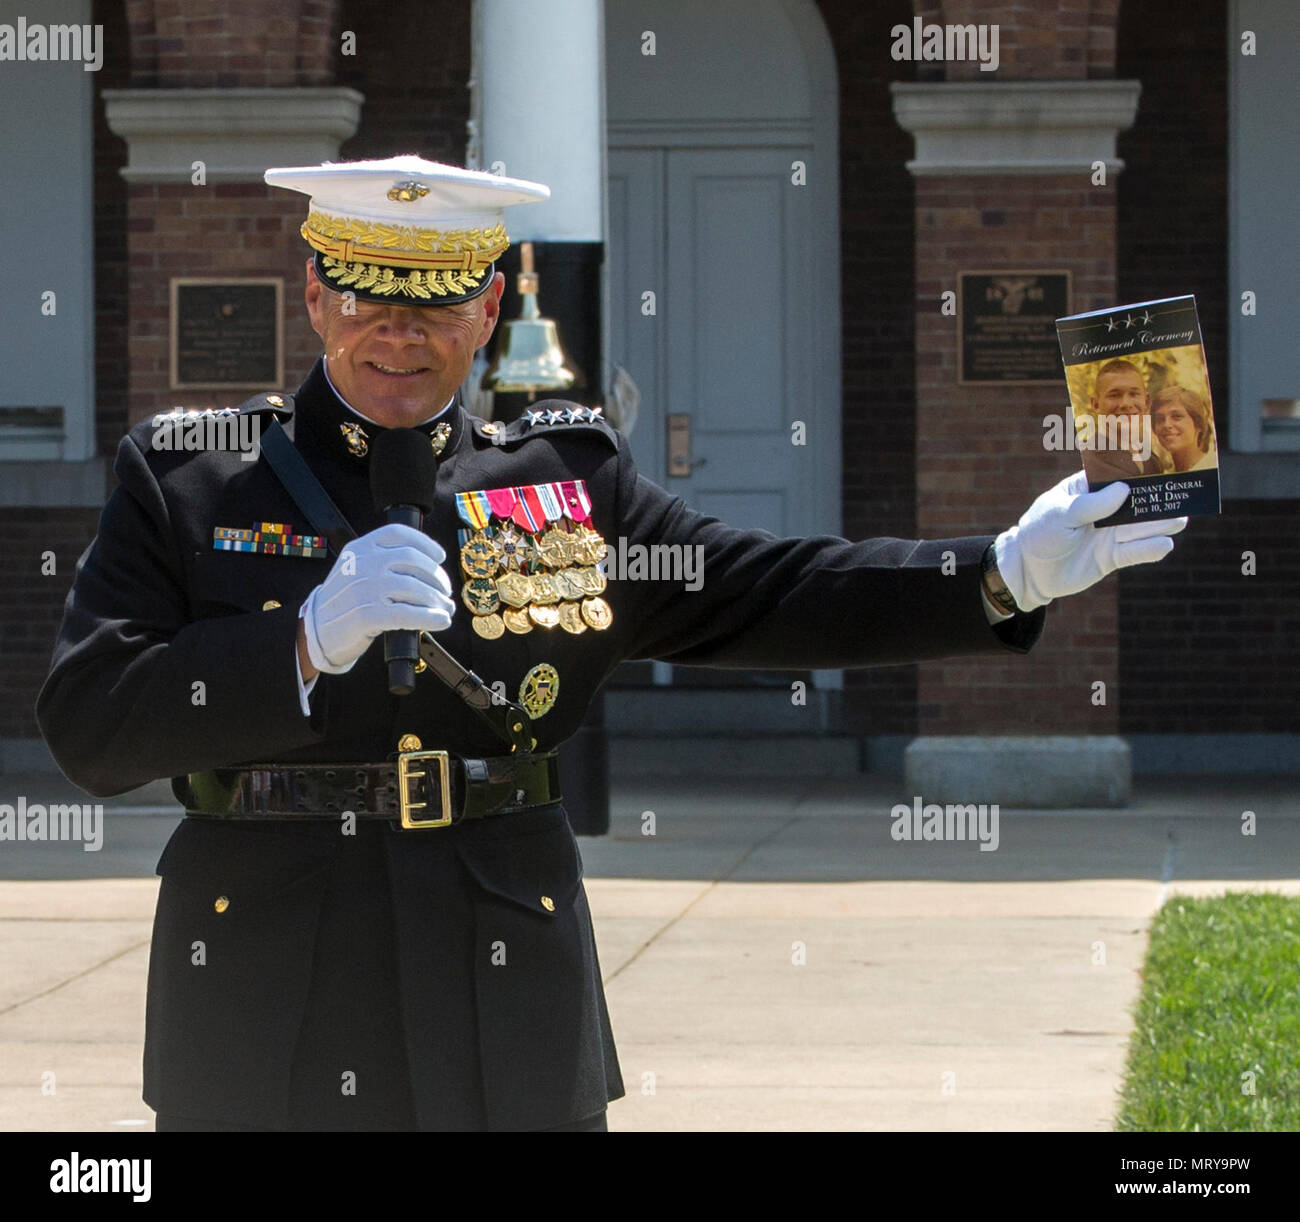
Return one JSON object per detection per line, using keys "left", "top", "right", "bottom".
{"left": 483, "top": 242, "right": 578, "bottom": 401}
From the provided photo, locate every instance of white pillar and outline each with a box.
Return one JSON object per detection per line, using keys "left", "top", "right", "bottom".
{"left": 472, "top": 0, "right": 605, "bottom": 241}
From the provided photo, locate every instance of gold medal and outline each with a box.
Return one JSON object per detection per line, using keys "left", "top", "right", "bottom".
{"left": 529, "top": 603, "right": 561, "bottom": 628}
{"left": 536, "top": 527, "right": 574, "bottom": 568}
{"left": 573, "top": 565, "right": 607, "bottom": 595}
{"left": 552, "top": 568, "right": 585, "bottom": 601}
{"left": 519, "top": 663, "right": 560, "bottom": 719}
{"left": 502, "top": 607, "right": 533, "bottom": 634}
{"left": 460, "top": 530, "right": 500, "bottom": 578}
{"left": 496, "top": 571, "right": 533, "bottom": 608}
{"left": 580, "top": 596, "right": 613, "bottom": 630}
{"left": 571, "top": 525, "right": 608, "bottom": 565}
{"left": 558, "top": 601, "right": 587, "bottom": 634}
{"left": 472, "top": 612, "right": 505, "bottom": 639}
{"left": 529, "top": 572, "right": 560, "bottom": 605}
{"left": 461, "top": 577, "right": 500, "bottom": 615}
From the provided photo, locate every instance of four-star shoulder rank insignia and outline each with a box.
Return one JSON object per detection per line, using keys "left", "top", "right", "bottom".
{"left": 522, "top": 405, "right": 603, "bottom": 428}
{"left": 476, "top": 404, "right": 613, "bottom": 451}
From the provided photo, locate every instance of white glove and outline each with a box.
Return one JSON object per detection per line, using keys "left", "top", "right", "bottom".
{"left": 995, "top": 472, "right": 1187, "bottom": 612}
{"left": 300, "top": 523, "right": 455, "bottom": 674}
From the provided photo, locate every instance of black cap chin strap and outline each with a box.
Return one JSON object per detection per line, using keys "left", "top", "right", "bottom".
{"left": 260, "top": 419, "right": 535, "bottom": 753}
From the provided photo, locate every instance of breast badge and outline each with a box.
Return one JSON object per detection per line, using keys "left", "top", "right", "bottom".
{"left": 519, "top": 663, "right": 560, "bottom": 718}
{"left": 454, "top": 480, "right": 613, "bottom": 639}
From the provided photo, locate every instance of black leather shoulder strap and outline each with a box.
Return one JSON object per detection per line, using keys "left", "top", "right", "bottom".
{"left": 260, "top": 420, "right": 357, "bottom": 556}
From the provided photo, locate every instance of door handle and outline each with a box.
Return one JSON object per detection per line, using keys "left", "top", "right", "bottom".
{"left": 667, "top": 413, "right": 694, "bottom": 477}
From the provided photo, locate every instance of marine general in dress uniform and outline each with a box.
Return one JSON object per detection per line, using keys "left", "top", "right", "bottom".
{"left": 36, "top": 157, "right": 1188, "bottom": 1132}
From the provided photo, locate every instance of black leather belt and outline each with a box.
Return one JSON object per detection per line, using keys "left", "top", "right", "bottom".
{"left": 180, "top": 750, "right": 560, "bottom": 829}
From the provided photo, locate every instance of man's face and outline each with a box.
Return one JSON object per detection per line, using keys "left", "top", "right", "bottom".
{"left": 1091, "top": 369, "right": 1148, "bottom": 417}
{"left": 304, "top": 261, "right": 503, "bottom": 427}
{"left": 1090, "top": 369, "right": 1150, "bottom": 455}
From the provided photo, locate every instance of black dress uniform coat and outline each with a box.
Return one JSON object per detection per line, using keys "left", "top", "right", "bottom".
{"left": 37, "top": 357, "right": 1046, "bottom": 1131}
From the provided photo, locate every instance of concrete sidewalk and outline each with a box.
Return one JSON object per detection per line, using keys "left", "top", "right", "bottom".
{"left": 1, "top": 773, "right": 1297, "bottom": 1131}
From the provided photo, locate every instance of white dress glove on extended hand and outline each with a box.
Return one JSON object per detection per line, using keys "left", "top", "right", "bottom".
{"left": 300, "top": 523, "right": 455, "bottom": 675}
{"left": 994, "top": 471, "right": 1188, "bottom": 612}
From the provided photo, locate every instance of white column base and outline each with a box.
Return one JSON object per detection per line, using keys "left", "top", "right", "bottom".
{"left": 904, "top": 735, "right": 1131, "bottom": 808}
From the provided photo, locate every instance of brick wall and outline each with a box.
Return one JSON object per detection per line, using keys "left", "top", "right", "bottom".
{"left": 93, "top": 0, "right": 130, "bottom": 453}
{"left": 932, "top": 0, "right": 1118, "bottom": 80}
{"left": 817, "top": 0, "right": 921, "bottom": 736}
{"left": 1115, "top": 0, "right": 1300, "bottom": 735}
{"left": 0, "top": 511, "right": 101, "bottom": 738}
{"left": 125, "top": 0, "right": 337, "bottom": 87}
{"left": 912, "top": 175, "right": 1120, "bottom": 735}
{"left": 335, "top": 0, "right": 470, "bottom": 164}
{"left": 125, "top": 183, "right": 325, "bottom": 424}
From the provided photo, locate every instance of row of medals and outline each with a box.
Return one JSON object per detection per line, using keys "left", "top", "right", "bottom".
{"left": 461, "top": 521, "right": 614, "bottom": 639}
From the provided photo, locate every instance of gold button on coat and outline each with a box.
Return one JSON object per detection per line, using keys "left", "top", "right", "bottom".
{"left": 214, "top": 896, "right": 230, "bottom": 914}
{"left": 398, "top": 734, "right": 422, "bottom": 752}
{"left": 540, "top": 896, "right": 555, "bottom": 912}
{"left": 262, "top": 600, "right": 281, "bottom": 611}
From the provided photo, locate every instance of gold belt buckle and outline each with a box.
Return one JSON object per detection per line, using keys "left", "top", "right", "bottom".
{"left": 397, "top": 750, "right": 453, "bottom": 829}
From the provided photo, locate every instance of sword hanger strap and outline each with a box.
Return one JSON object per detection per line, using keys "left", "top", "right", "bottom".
{"left": 416, "top": 632, "right": 535, "bottom": 753}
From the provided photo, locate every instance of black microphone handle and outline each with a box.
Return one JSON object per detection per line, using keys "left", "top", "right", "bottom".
{"left": 385, "top": 504, "right": 424, "bottom": 696}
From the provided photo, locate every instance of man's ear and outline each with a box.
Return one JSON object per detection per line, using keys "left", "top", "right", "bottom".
{"left": 304, "top": 259, "right": 326, "bottom": 339}
{"left": 474, "top": 271, "right": 506, "bottom": 351}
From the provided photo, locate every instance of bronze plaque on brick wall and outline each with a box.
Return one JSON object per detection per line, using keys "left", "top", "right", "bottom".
{"left": 170, "top": 278, "right": 284, "bottom": 390}
{"left": 958, "top": 271, "right": 1071, "bottom": 385}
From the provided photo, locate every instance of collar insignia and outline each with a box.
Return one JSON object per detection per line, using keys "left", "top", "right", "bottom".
{"left": 340, "top": 421, "right": 369, "bottom": 457}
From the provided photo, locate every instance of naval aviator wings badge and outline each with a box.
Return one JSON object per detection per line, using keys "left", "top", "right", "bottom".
{"left": 453, "top": 480, "right": 612, "bottom": 638}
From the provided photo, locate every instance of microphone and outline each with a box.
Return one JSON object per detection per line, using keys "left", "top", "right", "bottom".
{"left": 369, "top": 428, "right": 440, "bottom": 696}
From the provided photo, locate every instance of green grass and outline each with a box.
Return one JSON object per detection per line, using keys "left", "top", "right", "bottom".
{"left": 1115, "top": 891, "right": 1300, "bottom": 1131}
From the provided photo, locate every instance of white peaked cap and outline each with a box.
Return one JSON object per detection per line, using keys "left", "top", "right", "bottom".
{"left": 264, "top": 155, "right": 550, "bottom": 304}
